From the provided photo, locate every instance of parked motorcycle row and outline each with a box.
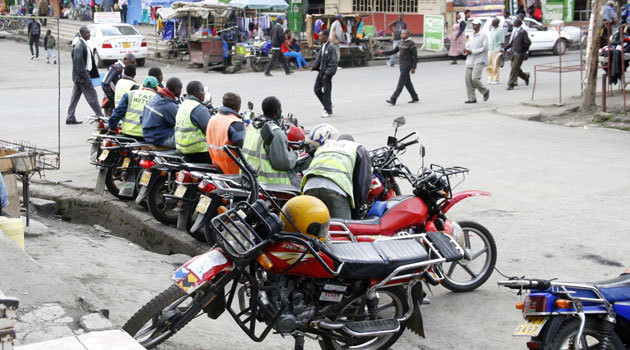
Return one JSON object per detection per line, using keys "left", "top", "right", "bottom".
{"left": 86, "top": 114, "right": 629, "bottom": 349}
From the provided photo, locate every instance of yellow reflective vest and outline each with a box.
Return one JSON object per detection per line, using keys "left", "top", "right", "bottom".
{"left": 175, "top": 99, "right": 208, "bottom": 154}
{"left": 242, "top": 123, "right": 292, "bottom": 185}
{"left": 114, "top": 78, "right": 136, "bottom": 108}
{"left": 122, "top": 88, "right": 155, "bottom": 137}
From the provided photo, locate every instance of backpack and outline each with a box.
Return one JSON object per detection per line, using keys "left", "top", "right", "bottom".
{"left": 533, "top": 8, "right": 543, "bottom": 21}
{"left": 30, "top": 21, "right": 41, "bottom": 36}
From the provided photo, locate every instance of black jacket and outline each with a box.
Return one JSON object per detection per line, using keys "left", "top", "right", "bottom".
{"left": 72, "top": 39, "right": 99, "bottom": 83}
{"left": 352, "top": 145, "right": 372, "bottom": 218}
{"left": 505, "top": 28, "right": 531, "bottom": 55}
{"left": 383, "top": 39, "right": 418, "bottom": 69}
{"left": 270, "top": 23, "right": 285, "bottom": 48}
{"left": 311, "top": 42, "right": 338, "bottom": 76}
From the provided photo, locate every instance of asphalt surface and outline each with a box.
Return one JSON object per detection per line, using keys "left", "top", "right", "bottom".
{"left": 1, "top": 38, "right": 629, "bottom": 349}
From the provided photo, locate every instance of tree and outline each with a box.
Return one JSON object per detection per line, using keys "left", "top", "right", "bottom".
{"left": 582, "top": 0, "right": 606, "bottom": 111}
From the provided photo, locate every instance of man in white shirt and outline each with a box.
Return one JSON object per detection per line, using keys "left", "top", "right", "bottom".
{"left": 463, "top": 18, "right": 489, "bottom": 103}
{"left": 329, "top": 14, "right": 344, "bottom": 63}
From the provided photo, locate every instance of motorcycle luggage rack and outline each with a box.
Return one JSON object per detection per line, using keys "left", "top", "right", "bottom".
{"left": 429, "top": 164, "right": 469, "bottom": 197}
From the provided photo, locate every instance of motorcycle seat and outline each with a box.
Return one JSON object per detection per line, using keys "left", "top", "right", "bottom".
{"left": 184, "top": 163, "right": 223, "bottom": 173}
{"left": 593, "top": 274, "right": 630, "bottom": 302}
{"left": 327, "top": 239, "right": 429, "bottom": 280}
{"left": 153, "top": 149, "right": 181, "bottom": 156}
{"left": 260, "top": 183, "right": 300, "bottom": 194}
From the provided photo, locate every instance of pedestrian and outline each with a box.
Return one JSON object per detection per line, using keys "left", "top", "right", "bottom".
{"left": 103, "top": 0, "right": 112, "bottom": 12}
{"left": 504, "top": 18, "right": 531, "bottom": 90}
{"left": 387, "top": 13, "right": 407, "bottom": 67}
{"left": 175, "top": 81, "right": 212, "bottom": 164}
{"left": 329, "top": 14, "right": 344, "bottom": 63}
{"left": 532, "top": 0, "right": 543, "bottom": 22}
{"left": 26, "top": 0, "right": 34, "bottom": 16}
{"left": 66, "top": 26, "right": 103, "bottom": 125}
{"left": 464, "top": 18, "right": 489, "bottom": 103}
{"left": 0, "top": 174, "right": 9, "bottom": 217}
{"left": 43, "top": 29, "right": 56, "bottom": 64}
{"left": 449, "top": 12, "right": 466, "bottom": 65}
{"left": 486, "top": 18, "right": 504, "bottom": 84}
{"left": 380, "top": 29, "right": 419, "bottom": 105}
{"left": 27, "top": 15, "right": 41, "bottom": 60}
{"left": 282, "top": 30, "right": 308, "bottom": 70}
{"left": 119, "top": 0, "right": 128, "bottom": 22}
{"left": 312, "top": 30, "right": 338, "bottom": 118}
{"left": 206, "top": 92, "right": 247, "bottom": 175}
{"left": 37, "top": 0, "right": 48, "bottom": 26}
{"left": 142, "top": 77, "right": 182, "bottom": 149}
{"left": 264, "top": 16, "right": 291, "bottom": 77}
{"left": 604, "top": 0, "right": 617, "bottom": 22}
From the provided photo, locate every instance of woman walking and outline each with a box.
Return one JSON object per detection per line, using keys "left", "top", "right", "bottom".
{"left": 449, "top": 12, "right": 467, "bottom": 65}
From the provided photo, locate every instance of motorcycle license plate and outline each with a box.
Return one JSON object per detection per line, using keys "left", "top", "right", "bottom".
{"left": 121, "top": 157, "right": 131, "bottom": 169}
{"left": 174, "top": 185, "right": 187, "bottom": 198}
{"left": 139, "top": 171, "right": 151, "bottom": 186}
{"left": 195, "top": 195, "right": 212, "bottom": 214}
{"left": 98, "top": 150, "right": 110, "bottom": 161}
{"left": 123, "top": 42, "right": 131, "bottom": 48}
{"left": 513, "top": 316, "right": 547, "bottom": 337}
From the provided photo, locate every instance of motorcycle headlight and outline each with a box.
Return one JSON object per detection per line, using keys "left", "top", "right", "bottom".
{"left": 449, "top": 222, "right": 466, "bottom": 250}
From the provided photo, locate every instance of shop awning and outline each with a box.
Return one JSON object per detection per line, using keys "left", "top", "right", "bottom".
{"left": 158, "top": 0, "right": 230, "bottom": 19}
{"left": 228, "top": 0, "right": 288, "bottom": 10}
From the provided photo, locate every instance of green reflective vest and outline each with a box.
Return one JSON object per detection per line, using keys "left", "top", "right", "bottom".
{"left": 301, "top": 140, "right": 358, "bottom": 207}
{"left": 242, "top": 123, "right": 291, "bottom": 185}
{"left": 175, "top": 99, "right": 208, "bottom": 154}
{"left": 114, "top": 78, "right": 136, "bottom": 108}
{"left": 122, "top": 89, "right": 155, "bottom": 137}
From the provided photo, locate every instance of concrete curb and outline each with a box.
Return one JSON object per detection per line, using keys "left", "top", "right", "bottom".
{"left": 29, "top": 183, "right": 210, "bottom": 257}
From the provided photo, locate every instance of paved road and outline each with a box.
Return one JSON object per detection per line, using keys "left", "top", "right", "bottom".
{"left": 1, "top": 38, "right": 629, "bottom": 349}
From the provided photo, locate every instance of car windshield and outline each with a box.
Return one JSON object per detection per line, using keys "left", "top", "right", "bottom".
{"left": 101, "top": 25, "right": 140, "bottom": 36}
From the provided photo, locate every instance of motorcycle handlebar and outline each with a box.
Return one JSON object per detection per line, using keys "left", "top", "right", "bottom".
{"left": 224, "top": 145, "right": 258, "bottom": 204}
{"left": 397, "top": 138, "right": 419, "bottom": 151}
{"left": 497, "top": 279, "right": 552, "bottom": 290}
{"left": 397, "top": 131, "right": 417, "bottom": 144}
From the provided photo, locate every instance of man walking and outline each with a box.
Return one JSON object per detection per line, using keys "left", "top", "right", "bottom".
{"left": 464, "top": 18, "right": 489, "bottom": 103}
{"left": 264, "top": 16, "right": 291, "bottom": 77}
{"left": 27, "top": 15, "right": 41, "bottom": 59}
{"left": 66, "top": 26, "right": 103, "bottom": 125}
{"left": 37, "top": 0, "right": 48, "bottom": 26}
{"left": 387, "top": 13, "right": 407, "bottom": 67}
{"left": 380, "top": 29, "right": 419, "bottom": 105}
{"left": 312, "top": 30, "right": 337, "bottom": 118}
{"left": 119, "top": 0, "right": 128, "bottom": 22}
{"left": 505, "top": 18, "right": 531, "bottom": 90}
{"left": 329, "top": 14, "right": 345, "bottom": 63}
{"left": 486, "top": 18, "right": 504, "bottom": 84}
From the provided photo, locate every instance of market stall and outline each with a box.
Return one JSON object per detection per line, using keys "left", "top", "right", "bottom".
{"left": 305, "top": 13, "right": 371, "bottom": 67}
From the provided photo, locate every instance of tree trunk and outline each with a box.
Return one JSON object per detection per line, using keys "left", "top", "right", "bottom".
{"left": 582, "top": 0, "right": 606, "bottom": 111}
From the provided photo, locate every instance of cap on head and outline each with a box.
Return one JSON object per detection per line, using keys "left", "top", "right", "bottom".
{"left": 336, "top": 14, "right": 343, "bottom": 19}
{"left": 472, "top": 18, "right": 482, "bottom": 25}
{"left": 337, "top": 134, "right": 354, "bottom": 142}
{"left": 143, "top": 76, "right": 159, "bottom": 89}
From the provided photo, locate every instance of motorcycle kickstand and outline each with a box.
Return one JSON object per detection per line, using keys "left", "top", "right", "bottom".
{"left": 293, "top": 334, "right": 305, "bottom": 350}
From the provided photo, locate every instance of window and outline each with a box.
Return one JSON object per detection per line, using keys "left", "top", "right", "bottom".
{"left": 100, "top": 25, "right": 141, "bottom": 36}
{"left": 352, "top": 0, "right": 418, "bottom": 13}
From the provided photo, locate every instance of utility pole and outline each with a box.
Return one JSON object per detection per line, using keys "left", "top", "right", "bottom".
{"left": 582, "top": 0, "right": 605, "bottom": 111}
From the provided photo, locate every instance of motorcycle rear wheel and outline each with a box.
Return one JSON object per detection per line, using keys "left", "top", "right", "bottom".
{"left": 545, "top": 318, "right": 624, "bottom": 350}
{"left": 250, "top": 57, "right": 266, "bottom": 72}
{"left": 147, "top": 175, "right": 179, "bottom": 225}
{"left": 105, "top": 157, "right": 127, "bottom": 199}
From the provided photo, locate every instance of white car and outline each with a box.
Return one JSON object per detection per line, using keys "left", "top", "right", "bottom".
{"left": 86, "top": 23, "right": 148, "bottom": 68}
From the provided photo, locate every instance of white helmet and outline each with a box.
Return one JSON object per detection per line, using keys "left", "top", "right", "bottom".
{"left": 308, "top": 123, "right": 339, "bottom": 148}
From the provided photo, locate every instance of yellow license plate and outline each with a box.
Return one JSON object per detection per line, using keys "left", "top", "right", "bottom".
{"left": 513, "top": 316, "right": 547, "bottom": 337}
{"left": 98, "top": 150, "right": 110, "bottom": 161}
{"left": 140, "top": 171, "right": 151, "bottom": 186}
{"left": 123, "top": 42, "right": 131, "bottom": 48}
{"left": 121, "top": 157, "right": 131, "bottom": 169}
{"left": 174, "top": 185, "right": 187, "bottom": 198}
{"left": 195, "top": 195, "right": 212, "bottom": 214}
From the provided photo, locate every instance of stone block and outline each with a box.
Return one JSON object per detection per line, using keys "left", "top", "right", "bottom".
{"left": 28, "top": 199, "right": 59, "bottom": 216}
{"left": 79, "top": 313, "right": 113, "bottom": 332}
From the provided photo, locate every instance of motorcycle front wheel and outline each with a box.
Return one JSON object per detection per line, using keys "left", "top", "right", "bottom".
{"left": 545, "top": 318, "right": 624, "bottom": 350}
{"left": 250, "top": 57, "right": 267, "bottom": 72}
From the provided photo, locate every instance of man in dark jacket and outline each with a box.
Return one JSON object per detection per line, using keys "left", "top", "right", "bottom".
{"left": 66, "top": 26, "right": 103, "bottom": 125}
{"left": 27, "top": 15, "right": 41, "bottom": 59}
{"left": 141, "top": 77, "right": 183, "bottom": 148}
{"left": 381, "top": 29, "right": 419, "bottom": 105}
{"left": 505, "top": 18, "right": 531, "bottom": 90}
{"left": 264, "top": 16, "right": 291, "bottom": 77}
{"left": 101, "top": 53, "right": 136, "bottom": 116}
{"left": 312, "top": 30, "right": 338, "bottom": 118}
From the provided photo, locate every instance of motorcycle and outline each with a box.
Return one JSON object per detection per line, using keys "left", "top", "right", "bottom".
{"left": 498, "top": 268, "right": 630, "bottom": 349}
{"left": 123, "top": 145, "right": 466, "bottom": 350}
{"left": 246, "top": 39, "right": 272, "bottom": 72}
{"left": 329, "top": 116, "right": 496, "bottom": 293}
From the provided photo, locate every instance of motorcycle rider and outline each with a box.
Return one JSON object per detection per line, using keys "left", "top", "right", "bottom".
{"left": 302, "top": 128, "right": 371, "bottom": 220}
{"left": 114, "top": 64, "right": 139, "bottom": 108}
{"left": 242, "top": 96, "right": 299, "bottom": 187}
{"left": 101, "top": 53, "right": 136, "bottom": 116}
{"left": 148, "top": 67, "right": 164, "bottom": 90}
{"left": 141, "top": 77, "right": 183, "bottom": 149}
{"left": 206, "top": 92, "right": 246, "bottom": 174}
{"left": 108, "top": 76, "right": 159, "bottom": 141}
{"left": 175, "top": 81, "right": 212, "bottom": 163}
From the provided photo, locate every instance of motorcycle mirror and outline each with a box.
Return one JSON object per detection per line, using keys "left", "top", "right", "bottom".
{"left": 419, "top": 145, "right": 426, "bottom": 158}
{"left": 387, "top": 136, "right": 397, "bottom": 147}
{"left": 392, "top": 116, "right": 405, "bottom": 137}
{"left": 247, "top": 101, "right": 254, "bottom": 110}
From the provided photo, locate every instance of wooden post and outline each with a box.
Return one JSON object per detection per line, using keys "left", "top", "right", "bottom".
{"left": 581, "top": 0, "right": 605, "bottom": 111}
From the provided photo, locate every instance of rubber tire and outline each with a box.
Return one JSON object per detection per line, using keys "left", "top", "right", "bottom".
{"left": 122, "top": 284, "right": 191, "bottom": 349}
{"left": 94, "top": 50, "right": 104, "bottom": 68}
{"left": 105, "top": 158, "right": 127, "bottom": 200}
{"left": 545, "top": 318, "right": 624, "bottom": 350}
{"left": 439, "top": 221, "right": 497, "bottom": 293}
{"left": 136, "top": 58, "right": 146, "bottom": 67}
{"left": 553, "top": 38, "right": 568, "bottom": 56}
{"left": 319, "top": 287, "right": 408, "bottom": 350}
{"left": 250, "top": 57, "right": 265, "bottom": 72}
{"left": 147, "top": 175, "right": 178, "bottom": 225}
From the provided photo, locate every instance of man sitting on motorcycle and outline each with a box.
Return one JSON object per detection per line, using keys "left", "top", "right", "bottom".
{"left": 101, "top": 53, "right": 135, "bottom": 116}
{"left": 141, "top": 77, "right": 183, "bottom": 149}
{"left": 175, "top": 81, "right": 212, "bottom": 164}
{"left": 114, "top": 64, "right": 139, "bottom": 109}
{"left": 206, "top": 92, "right": 246, "bottom": 174}
{"left": 242, "top": 96, "right": 299, "bottom": 187}
{"left": 108, "top": 76, "right": 159, "bottom": 141}
{"left": 302, "top": 126, "right": 372, "bottom": 220}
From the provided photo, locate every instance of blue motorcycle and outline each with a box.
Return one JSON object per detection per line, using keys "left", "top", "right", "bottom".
{"left": 498, "top": 268, "right": 630, "bottom": 349}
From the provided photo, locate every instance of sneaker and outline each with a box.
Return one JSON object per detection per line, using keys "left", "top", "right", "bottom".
{"left": 321, "top": 112, "right": 332, "bottom": 118}
{"left": 46, "top": 60, "right": 50, "bottom": 64}
{"left": 386, "top": 99, "right": 396, "bottom": 106}
{"left": 483, "top": 90, "right": 490, "bottom": 101}
{"left": 31, "top": 55, "right": 35, "bottom": 60}
{"left": 264, "top": 72, "right": 272, "bottom": 77}
{"left": 387, "top": 61, "right": 393, "bottom": 67}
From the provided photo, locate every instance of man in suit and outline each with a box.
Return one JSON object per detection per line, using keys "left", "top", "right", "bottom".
{"left": 504, "top": 18, "right": 531, "bottom": 90}
{"left": 312, "top": 30, "right": 338, "bottom": 118}
{"left": 66, "top": 26, "right": 103, "bottom": 125}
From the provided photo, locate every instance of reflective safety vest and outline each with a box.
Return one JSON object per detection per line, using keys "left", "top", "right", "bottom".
{"left": 242, "top": 123, "right": 291, "bottom": 185}
{"left": 175, "top": 99, "right": 208, "bottom": 154}
{"left": 301, "top": 140, "right": 358, "bottom": 207}
{"left": 206, "top": 113, "right": 242, "bottom": 175}
{"left": 114, "top": 78, "right": 136, "bottom": 108}
{"left": 122, "top": 89, "right": 155, "bottom": 137}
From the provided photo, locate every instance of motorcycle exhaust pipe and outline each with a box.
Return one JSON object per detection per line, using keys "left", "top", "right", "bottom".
{"left": 95, "top": 169, "right": 106, "bottom": 195}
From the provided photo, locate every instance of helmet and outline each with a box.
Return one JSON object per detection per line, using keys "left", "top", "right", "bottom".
{"left": 287, "top": 125, "right": 305, "bottom": 142}
{"left": 308, "top": 123, "right": 339, "bottom": 149}
{"left": 280, "top": 195, "right": 330, "bottom": 241}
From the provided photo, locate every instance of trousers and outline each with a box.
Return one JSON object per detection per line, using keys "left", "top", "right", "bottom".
{"left": 314, "top": 71, "right": 333, "bottom": 114}
{"left": 264, "top": 48, "right": 290, "bottom": 74}
{"left": 465, "top": 63, "right": 488, "bottom": 101}
{"left": 304, "top": 188, "right": 351, "bottom": 220}
{"left": 391, "top": 66, "right": 418, "bottom": 102}
{"left": 486, "top": 51, "right": 501, "bottom": 82}
{"left": 508, "top": 54, "right": 529, "bottom": 86}
{"left": 284, "top": 51, "right": 307, "bottom": 68}
{"left": 67, "top": 78, "right": 104, "bottom": 121}
{"left": 29, "top": 35, "right": 40, "bottom": 57}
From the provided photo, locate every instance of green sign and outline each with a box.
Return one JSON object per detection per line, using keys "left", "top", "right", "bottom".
{"left": 288, "top": 0, "right": 302, "bottom": 33}
{"left": 564, "top": 0, "right": 574, "bottom": 22}
{"left": 544, "top": 2, "right": 564, "bottom": 24}
{"left": 423, "top": 15, "right": 444, "bottom": 51}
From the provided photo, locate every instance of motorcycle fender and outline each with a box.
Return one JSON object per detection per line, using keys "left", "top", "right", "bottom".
{"left": 407, "top": 283, "right": 425, "bottom": 338}
{"left": 95, "top": 169, "right": 107, "bottom": 195}
{"left": 440, "top": 190, "right": 492, "bottom": 214}
{"left": 537, "top": 316, "right": 570, "bottom": 346}
{"left": 171, "top": 249, "right": 233, "bottom": 295}
{"left": 190, "top": 212, "right": 207, "bottom": 234}
{"left": 135, "top": 186, "right": 148, "bottom": 204}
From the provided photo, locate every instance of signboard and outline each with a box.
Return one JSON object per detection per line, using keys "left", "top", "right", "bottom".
{"left": 418, "top": 0, "right": 441, "bottom": 15}
{"left": 564, "top": 0, "right": 574, "bottom": 22}
{"left": 288, "top": 0, "right": 302, "bottom": 32}
{"left": 94, "top": 11, "right": 122, "bottom": 24}
{"left": 544, "top": 2, "right": 564, "bottom": 24}
{"left": 423, "top": 15, "right": 444, "bottom": 51}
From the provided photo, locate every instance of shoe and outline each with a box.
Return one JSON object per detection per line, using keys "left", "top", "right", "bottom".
{"left": 524, "top": 73, "right": 530, "bottom": 86}
{"left": 286, "top": 70, "right": 294, "bottom": 75}
{"left": 264, "top": 72, "right": 272, "bottom": 77}
{"left": 31, "top": 55, "right": 35, "bottom": 60}
{"left": 408, "top": 98, "right": 419, "bottom": 104}
{"left": 386, "top": 99, "right": 396, "bottom": 106}
{"left": 337, "top": 67, "right": 342, "bottom": 70}
{"left": 464, "top": 100, "right": 477, "bottom": 104}
{"left": 387, "top": 61, "right": 393, "bottom": 67}
{"left": 321, "top": 112, "right": 332, "bottom": 118}
{"left": 54, "top": 60, "right": 57, "bottom": 64}
{"left": 46, "top": 60, "right": 49, "bottom": 64}
{"left": 450, "top": 61, "right": 457, "bottom": 65}
{"left": 483, "top": 90, "right": 490, "bottom": 101}
{"left": 66, "top": 119, "right": 83, "bottom": 125}
{"left": 506, "top": 85, "right": 514, "bottom": 90}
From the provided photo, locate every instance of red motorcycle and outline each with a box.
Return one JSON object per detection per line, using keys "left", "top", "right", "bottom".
{"left": 123, "top": 146, "right": 465, "bottom": 350}
{"left": 329, "top": 117, "right": 496, "bottom": 293}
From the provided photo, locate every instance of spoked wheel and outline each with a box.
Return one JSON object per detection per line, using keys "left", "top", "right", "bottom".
{"left": 147, "top": 175, "right": 178, "bottom": 225}
{"left": 319, "top": 287, "right": 408, "bottom": 350}
{"left": 439, "top": 221, "right": 496, "bottom": 292}
{"left": 122, "top": 285, "right": 202, "bottom": 349}
{"left": 105, "top": 157, "right": 127, "bottom": 199}
{"left": 546, "top": 318, "right": 624, "bottom": 350}
{"left": 250, "top": 57, "right": 266, "bottom": 72}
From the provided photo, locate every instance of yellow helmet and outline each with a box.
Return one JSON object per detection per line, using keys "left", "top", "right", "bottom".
{"left": 280, "top": 195, "right": 330, "bottom": 241}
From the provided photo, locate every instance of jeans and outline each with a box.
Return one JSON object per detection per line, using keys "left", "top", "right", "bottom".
{"left": 284, "top": 51, "right": 307, "bottom": 68}
{"left": 67, "top": 77, "right": 104, "bottom": 121}
{"left": 0, "top": 174, "right": 9, "bottom": 209}
{"left": 389, "top": 40, "right": 400, "bottom": 65}
{"left": 314, "top": 71, "right": 333, "bottom": 114}
{"left": 465, "top": 63, "right": 488, "bottom": 101}
{"left": 158, "top": 135, "right": 176, "bottom": 149}
{"left": 121, "top": 5, "right": 127, "bottom": 22}
{"left": 264, "top": 48, "right": 290, "bottom": 74}
{"left": 29, "top": 34, "right": 40, "bottom": 57}
{"left": 304, "top": 188, "right": 351, "bottom": 220}
{"left": 391, "top": 66, "right": 418, "bottom": 102}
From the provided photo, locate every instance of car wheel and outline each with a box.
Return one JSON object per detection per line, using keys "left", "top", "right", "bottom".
{"left": 553, "top": 38, "right": 568, "bottom": 55}
{"left": 136, "top": 58, "right": 145, "bottom": 67}
{"left": 94, "top": 50, "right": 104, "bottom": 68}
